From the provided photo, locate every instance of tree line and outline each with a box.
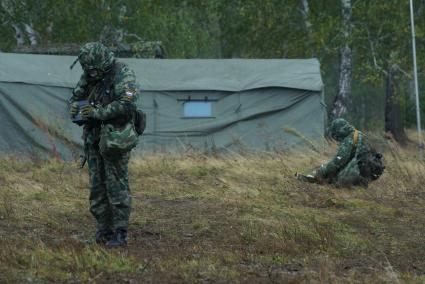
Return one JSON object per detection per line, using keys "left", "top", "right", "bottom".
{"left": 1, "top": 0, "right": 424, "bottom": 144}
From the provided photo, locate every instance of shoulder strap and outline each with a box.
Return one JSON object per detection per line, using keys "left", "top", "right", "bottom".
{"left": 98, "top": 62, "right": 119, "bottom": 104}
{"left": 353, "top": 129, "right": 359, "bottom": 148}
{"left": 350, "top": 129, "right": 360, "bottom": 159}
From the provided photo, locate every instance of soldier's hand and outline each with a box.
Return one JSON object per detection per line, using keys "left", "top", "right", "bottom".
{"left": 120, "top": 96, "right": 134, "bottom": 103}
{"left": 80, "top": 104, "right": 95, "bottom": 119}
{"left": 69, "top": 102, "right": 79, "bottom": 117}
{"left": 120, "top": 90, "right": 136, "bottom": 103}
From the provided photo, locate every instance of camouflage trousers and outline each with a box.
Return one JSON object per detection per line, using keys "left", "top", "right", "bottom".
{"left": 301, "top": 158, "right": 369, "bottom": 188}
{"left": 86, "top": 142, "right": 132, "bottom": 231}
{"left": 333, "top": 158, "right": 368, "bottom": 187}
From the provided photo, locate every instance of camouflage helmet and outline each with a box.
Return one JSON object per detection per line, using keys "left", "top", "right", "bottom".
{"left": 78, "top": 42, "right": 115, "bottom": 74}
{"left": 329, "top": 118, "right": 355, "bottom": 141}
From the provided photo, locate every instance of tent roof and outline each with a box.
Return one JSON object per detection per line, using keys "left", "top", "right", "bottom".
{"left": 0, "top": 53, "right": 323, "bottom": 92}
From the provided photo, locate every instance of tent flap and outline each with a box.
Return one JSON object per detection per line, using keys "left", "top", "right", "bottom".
{"left": 0, "top": 53, "right": 323, "bottom": 92}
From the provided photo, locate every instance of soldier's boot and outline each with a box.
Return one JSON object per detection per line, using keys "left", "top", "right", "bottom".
{"left": 106, "top": 228, "right": 128, "bottom": 248}
{"left": 95, "top": 229, "right": 114, "bottom": 245}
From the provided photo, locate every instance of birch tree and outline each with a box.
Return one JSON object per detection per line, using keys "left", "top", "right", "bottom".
{"left": 300, "top": 0, "right": 316, "bottom": 57}
{"left": 330, "top": 0, "right": 353, "bottom": 121}
{"left": 0, "top": 0, "right": 43, "bottom": 46}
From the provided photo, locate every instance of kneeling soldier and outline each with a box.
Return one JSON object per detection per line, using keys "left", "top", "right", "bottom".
{"left": 297, "top": 118, "right": 384, "bottom": 187}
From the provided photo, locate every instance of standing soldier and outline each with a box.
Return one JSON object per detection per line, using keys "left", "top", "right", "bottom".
{"left": 69, "top": 42, "right": 138, "bottom": 247}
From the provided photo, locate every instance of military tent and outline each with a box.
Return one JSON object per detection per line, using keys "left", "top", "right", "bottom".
{"left": 0, "top": 53, "right": 325, "bottom": 160}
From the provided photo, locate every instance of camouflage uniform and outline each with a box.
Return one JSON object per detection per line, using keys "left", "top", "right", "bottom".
{"left": 69, "top": 42, "right": 138, "bottom": 243}
{"left": 314, "top": 119, "right": 368, "bottom": 187}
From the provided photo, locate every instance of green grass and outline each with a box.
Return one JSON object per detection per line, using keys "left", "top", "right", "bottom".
{"left": 0, "top": 138, "right": 424, "bottom": 283}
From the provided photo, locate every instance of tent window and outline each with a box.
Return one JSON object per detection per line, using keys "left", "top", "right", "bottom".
{"left": 183, "top": 101, "right": 213, "bottom": 118}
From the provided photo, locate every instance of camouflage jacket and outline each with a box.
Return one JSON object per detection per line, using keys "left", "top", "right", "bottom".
{"left": 70, "top": 61, "right": 139, "bottom": 145}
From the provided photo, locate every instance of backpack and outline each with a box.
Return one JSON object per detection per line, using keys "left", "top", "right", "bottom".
{"left": 134, "top": 109, "right": 147, "bottom": 136}
{"left": 354, "top": 132, "right": 385, "bottom": 181}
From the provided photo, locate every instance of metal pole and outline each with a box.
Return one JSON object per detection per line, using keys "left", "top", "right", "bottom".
{"left": 410, "top": 0, "right": 423, "bottom": 154}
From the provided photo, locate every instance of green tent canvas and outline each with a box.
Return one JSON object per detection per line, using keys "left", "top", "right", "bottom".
{"left": 0, "top": 53, "right": 325, "bottom": 160}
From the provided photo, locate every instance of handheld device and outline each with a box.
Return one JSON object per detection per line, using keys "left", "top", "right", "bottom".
{"left": 72, "top": 100, "right": 90, "bottom": 126}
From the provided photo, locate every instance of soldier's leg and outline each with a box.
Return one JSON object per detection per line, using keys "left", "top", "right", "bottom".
{"left": 336, "top": 159, "right": 364, "bottom": 187}
{"left": 86, "top": 144, "right": 113, "bottom": 231}
{"left": 103, "top": 152, "right": 132, "bottom": 231}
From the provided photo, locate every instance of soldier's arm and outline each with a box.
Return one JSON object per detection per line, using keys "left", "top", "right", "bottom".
{"left": 91, "top": 65, "right": 138, "bottom": 121}
{"left": 317, "top": 137, "right": 355, "bottom": 178}
{"left": 69, "top": 74, "right": 89, "bottom": 103}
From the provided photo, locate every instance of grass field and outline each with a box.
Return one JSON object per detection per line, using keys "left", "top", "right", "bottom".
{"left": 0, "top": 137, "right": 424, "bottom": 283}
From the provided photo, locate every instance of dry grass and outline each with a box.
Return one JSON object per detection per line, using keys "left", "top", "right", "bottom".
{"left": 0, "top": 136, "right": 424, "bottom": 283}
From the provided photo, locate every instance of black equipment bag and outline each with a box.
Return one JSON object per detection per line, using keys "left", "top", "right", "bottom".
{"left": 356, "top": 138, "right": 385, "bottom": 181}
{"left": 134, "top": 109, "right": 147, "bottom": 136}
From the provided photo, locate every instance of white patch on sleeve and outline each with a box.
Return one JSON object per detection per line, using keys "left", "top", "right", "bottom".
{"left": 337, "top": 156, "right": 342, "bottom": 160}
{"left": 125, "top": 91, "right": 134, "bottom": 97}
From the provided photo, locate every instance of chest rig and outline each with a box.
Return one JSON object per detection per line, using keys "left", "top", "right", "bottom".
{"left": 85, "top": 62, "right": 131, "bottom": 128}
{"left": 87, "top": 62, "right": 121, "bottom": 106}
